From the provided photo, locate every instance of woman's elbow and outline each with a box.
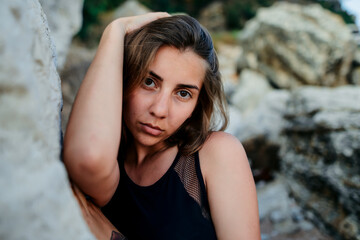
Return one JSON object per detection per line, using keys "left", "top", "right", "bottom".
{"left": 63, "top": 145, "right": 106, "bottom": 179}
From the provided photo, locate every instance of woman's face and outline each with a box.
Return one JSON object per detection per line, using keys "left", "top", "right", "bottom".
{"left": 124, "top": 46, "right": 206, "bottom": 149}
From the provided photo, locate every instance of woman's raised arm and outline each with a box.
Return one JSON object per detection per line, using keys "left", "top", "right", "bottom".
{"left": 63, "top": 13, "right": 170, "bottom": 207}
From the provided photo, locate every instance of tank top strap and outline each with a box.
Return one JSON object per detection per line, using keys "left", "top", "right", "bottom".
{"left": 174, "top": 151, "right": 211, "bottom": 219}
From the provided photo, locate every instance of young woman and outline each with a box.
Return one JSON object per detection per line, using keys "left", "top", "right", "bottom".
{"left": 64, "top": 13, "right": 260, "bottom": 240}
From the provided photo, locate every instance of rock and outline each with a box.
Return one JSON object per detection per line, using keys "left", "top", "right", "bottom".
{"left": 225, "top": 105, "right": 243, "bottom": 137}
{"left": 60, "top": 42, "right": 96, "bottom": 132}
{"left": 351, "top": 66, "right": 360, "bottom": 85}
{"left": 199, "top": 2, "right": 226, "bottom": 32}
{"left": 216, "top": 42, "right": 241, "bottom": 98}
{"left": 39, "top": 0, "right": 84, "bottom": 70}
{"left": 257, "top": 176, "right": 321, "bottom": 238}
{"left": 0, "top": 1, "right": 94, "bottom": 239}
{"left": 86, "top": 0, "right": 151, "bottom": 47}
{"left": 284, "top": 86, "right": 360, "bottom": 130}
{"left": 354, "top": 50, "right": 360, "bottom": 65}
{"left": 348, "top": 24, "right": 360, "bottom": 46}
{"left": 231, "top": 69, "right": 272, "bottom": 116}
{"left": 232, "top": 90, "right": 290, "bottom": 173}
{"left": 280, "top": 86, "right": 360, "bottom": 240}
{"left": 238, "top": 2, "right": 357, "bottom": 89}
{"left": 257, "top": 177, "right": 292, "bottom": 221}
{"left": 237, "top": 89, "right": 290, "bottom": 142}
{"left": 113, "top": 0, "right": 150, "bottom": 18}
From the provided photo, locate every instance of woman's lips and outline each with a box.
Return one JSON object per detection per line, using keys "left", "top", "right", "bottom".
{"left": 140, "top": 123, "right": 164, "bottom": 136}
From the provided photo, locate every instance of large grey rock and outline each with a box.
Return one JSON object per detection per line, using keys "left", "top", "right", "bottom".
{"left": 225, "top": 105, "right": 243, "bottom": 138}
{"left": 257, "top": 176, "right": 319, "bottom": 239}
{"left": 0, "top": 1, "right": 94, "bottom": 239}
{"left": 280, "top": 86, "right": 360, "bottom": 240}
{"left": 114, "top": 0, "right": 150, "bottom": 18}
{"left": 84, "top": 0, "right": 151, "bottom": 47}
{"left": 199, "top": 2, "right": 226, "bottom": 32}
{"left": 39, "top": 0, "right": 84, "bottom": 69}
{"left": 234, "top": 90, "right": 290, "bottom": 143}
{"left": 351, "top": 50, "right": 360, "bottom": 85}
{"left": 217, "top": 43, "right": 241, "bottom": 98}
{"left": 257, "top": 176, "right": 294, "bottom": 222}
{"left": 229, "top": 89, "right": 290, "bottom": 173}
{"left": 230, "top": 69, "right": 272, "bottom": 116}
{"left": 351, "top": 66, "right": 360, "bottom": 85}
{"left": 238, "top": 2, "right": 357, "bottom": 89}
{"left": 60, "top": 44, "right": 96, "bottom": 132}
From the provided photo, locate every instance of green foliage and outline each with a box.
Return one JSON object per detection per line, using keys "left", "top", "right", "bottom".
{"left": 77, "top": 0, "right": 356, "bottom": 42}
{"left": 224, "top": 0, "right": 273, "bottom": 29}
{"left": 77, "top": 0, "right": 125, "bottom": 40}
{"left": 211, "top": 30, "right": 241, "bottom": 49}
{"left": 139, "top": 0, "right": 210, "bottom": 16}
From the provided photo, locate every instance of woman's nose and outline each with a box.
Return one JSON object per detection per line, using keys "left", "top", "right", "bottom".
{"left": 149, "top": 92, "right": 170, "bottom": 118}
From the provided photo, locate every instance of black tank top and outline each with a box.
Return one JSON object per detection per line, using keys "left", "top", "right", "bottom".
{"left": 101, "top": 151, "right": 217, "bottom": 240}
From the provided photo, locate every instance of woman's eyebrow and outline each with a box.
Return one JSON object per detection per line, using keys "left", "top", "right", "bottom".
{"left": 149, "top": 71, "right": 163, "bottom": 81}
{"left": 177, "top": 84, "right": 199, "bottom": 91}
{"left": 149, "top": 71, "right": 200, "bottom": 91}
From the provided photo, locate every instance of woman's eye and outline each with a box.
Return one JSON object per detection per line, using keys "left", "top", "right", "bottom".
{"left": 144, "top": 78, "right": 155, "bottom": 88}
{"left": 177, "top": 90, "right": 191, "bottom": 99}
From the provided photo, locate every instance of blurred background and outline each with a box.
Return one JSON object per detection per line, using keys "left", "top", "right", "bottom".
{"left": 58, "top": 0, "right": 360, "bottom": 239}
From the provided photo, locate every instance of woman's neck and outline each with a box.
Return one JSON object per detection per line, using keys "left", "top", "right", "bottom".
{"left": 126, "top": 141, "right": 175, "bottom": 167}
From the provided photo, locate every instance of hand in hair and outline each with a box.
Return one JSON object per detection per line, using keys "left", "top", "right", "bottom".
{"left": 107, "top": 12, "right": 171, "bottom": 35}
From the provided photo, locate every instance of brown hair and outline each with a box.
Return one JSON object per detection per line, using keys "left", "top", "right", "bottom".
{"left": 123, "top": 14, "right": 228, "bottom": 155}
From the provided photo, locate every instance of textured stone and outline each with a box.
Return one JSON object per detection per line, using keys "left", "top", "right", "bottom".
{"left": 60, "top": 43, "right": 95, "bottom": 132}
{"left": 114, "top": 0, "right": 150, "bottom": 18}
{"left": 257, "top": 176, "right": 323, "bottom": 239}
{"left": 39, "top": 0, "right": 84, "bottom": 70}
{"left": 237, "top": 2, "right": 357, "bottom": 89}
{"left": 0, "top": 0, "right": 94, "bottom": 239}
{"left": 217, "top": 43, "right": 241, "bottom": 99}
{"left": 280, "top": 86, "right": 360, "bottom": 240}
{"left": 351, "top": 66, "right": 360, "bottom": 85}
{"left": 199, "top": 2, "right": 226, "bottom": 32}
{"left": 231, "top": 89, "right": 290, "bottom": 172}
{"left": 231, "top": 69, "right": 272, "bottom": 116}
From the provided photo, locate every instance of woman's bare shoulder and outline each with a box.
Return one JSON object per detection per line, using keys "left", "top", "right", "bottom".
{"left": 199, "top": 132, "right": 260, "bottom": 239}
{"left": 199, "top": 131, "right": 249, "bottom": 182}
{"left": 200, "top": 131, "right": 246, "bottom": 161}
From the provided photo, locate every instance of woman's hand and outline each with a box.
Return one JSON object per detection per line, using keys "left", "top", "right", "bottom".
{"left": 110, "top": 12, "right": 170, "bottom": 34}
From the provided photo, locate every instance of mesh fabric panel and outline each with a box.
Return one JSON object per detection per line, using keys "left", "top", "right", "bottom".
{"left": 174, "top": 154, "right": 210, "bottom": 219}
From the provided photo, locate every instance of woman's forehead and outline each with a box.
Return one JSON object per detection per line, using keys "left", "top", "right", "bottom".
{"left": 148, "top": 46, "right": 206, "bottom": 86}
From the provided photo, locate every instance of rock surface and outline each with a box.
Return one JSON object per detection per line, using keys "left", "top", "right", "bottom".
{"left": 258, "top": 176, "right": 332, "bottom": 240}
{"left": 229, "top": 89, "right": 290, "bottom": 175}
{"left": 199, "top": 2, "right": 226, "bottom": 32}
{"left": 230, "top": 69, "right": 272, "bottom": 116}
{"left": 280, "top": 86, "right": 360, "bottom": 240}
{"left": 0, "top": 1, "right": 94, "bottom": 239}
{"left": 238, "top": 2, "right": 357, "bottom": 89}
{"left": 113, "top": 0, "right": 150, "bottom": 19}
{"left": 60, "top": 42, "right": 96, "bottom": 132}
{"left": 39, "top": 0, "right": 84, "bottom": 70}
